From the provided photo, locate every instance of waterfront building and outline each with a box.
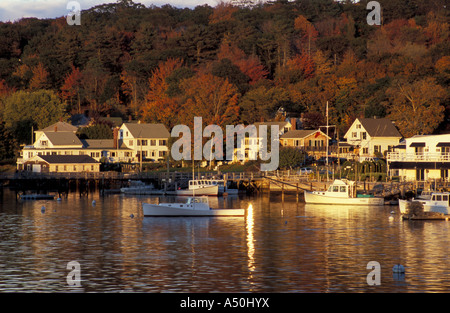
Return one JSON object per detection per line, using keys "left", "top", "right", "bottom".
{"left": 344, "top": 117, "right": 402, "bottom": 161}
{"left": 280, "top": 129, "right": 331, "bottom": 159}
{"left": 118, "top": 123, "right": 170, "bottom": 162}
{"left": 230, "top": 121, "right": 292, "bottom": 164}
{"left": 22, "top": 155, "right": 100, "bottom": 173}
{"left": 387, "top": 134, "right": 450, "bottom": 182}
{"left": 17, "top": 121, "right": 170, "bottom": 172}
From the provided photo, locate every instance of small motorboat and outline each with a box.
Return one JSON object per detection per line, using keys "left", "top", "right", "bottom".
{"left": 175, "top": 180, "right": 219, "bottom": 196}
{"left": 399, "top": 192, "right": 450, "bottom": 216}
{"left": 304, "top": 179, "right": 384, "bottom": 206}
{"left": 142, "top": 196, "right": 245, "bottom": 217}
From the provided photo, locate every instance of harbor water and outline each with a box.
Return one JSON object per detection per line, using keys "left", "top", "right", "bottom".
{"left": 0, "top": 189, "right": 450, "bottom": 293}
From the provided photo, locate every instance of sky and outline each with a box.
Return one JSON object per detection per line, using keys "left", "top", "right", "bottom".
{"left": 0, "top": 0, "right": 220, "bottom": 22}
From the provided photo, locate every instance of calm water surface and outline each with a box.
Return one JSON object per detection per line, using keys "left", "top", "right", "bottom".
{"left": 0, "top": 188, "right": 449, "bottom": 293}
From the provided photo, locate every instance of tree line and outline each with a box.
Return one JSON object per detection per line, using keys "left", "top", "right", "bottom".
{"left": 0, "top": 0, "right": 448, "bottom": 160}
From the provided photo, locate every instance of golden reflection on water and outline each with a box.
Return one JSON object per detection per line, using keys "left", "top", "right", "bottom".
{"left": 3, "top": 190, "right": 450, "bottom": 292}
{"left": 246, "top": 203, "right": 255, "bottom": 285}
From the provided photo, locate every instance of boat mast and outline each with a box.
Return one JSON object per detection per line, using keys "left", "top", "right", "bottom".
{"left": 326, "top": 101, "right": 329, "bottom": 182}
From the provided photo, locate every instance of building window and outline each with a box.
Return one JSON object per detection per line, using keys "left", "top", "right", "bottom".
{"left": 374, "top": 145, "right": 381, "bottom": 154}
{"left": 150, "top": 140, "right": 157, "bottom": 146}
{"left": 159, "top": 151, "right": 167, "bottom": 157}
{"left": 129, "top": 140, "right": 133, "bottom": 146}
{"left": 356, "top": 124, "right": 361, "bottom": 129}
{"left": 41, "top": 140, "right": 48, "bottom": 146}
{"left": 352, "top": 132, "right": 357, "bottom": 138}
{"left": 159, "top": 140, "right": 166, "bottom": 146}
{"left": 361, "top": 132, "right": 367, "bottom": 140}
{"left": 363, "top": 147, "right": 368, "bottom": 155}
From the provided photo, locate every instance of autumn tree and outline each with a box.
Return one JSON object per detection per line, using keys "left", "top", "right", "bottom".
{"left": 29, "top": 62, "right": 49, "bottom": 90}
{"left": 294, "top": 15, "right": 319, "bottom": 55}
{"left": 386, "top": 77, "right": 448, "bottom": 137}
{"left": 140, "top": 58, "right": 184, "bottom": 128}
{"left": 60, "top": 65, "right": 83, "bottom": 113}
{"left": 180, "top": 72, "right": 239, "bottom": 127}
{"left": 217, "top": 40, "right": 268, "bottom": 85}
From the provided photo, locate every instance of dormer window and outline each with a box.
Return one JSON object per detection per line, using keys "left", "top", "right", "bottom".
{"left": 41, "top": 140, "right": 48, "bottom": 146}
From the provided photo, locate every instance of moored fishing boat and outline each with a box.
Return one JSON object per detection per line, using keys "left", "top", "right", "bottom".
{"left": 142, "top": 196, "right": 245, "bottom": 216}
{"left": 304, "top": 179, "right": 384, "bottom": 206}
{"left": 399, "top": 192, "right": 450, "bottom": 220}
{"left": 175, "top": 180, "right": 219, "bottom": 196}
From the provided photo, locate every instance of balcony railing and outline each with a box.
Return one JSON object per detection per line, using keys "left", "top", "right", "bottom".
{"left": 387, "top": 152, "right": 450, "bottom": 162}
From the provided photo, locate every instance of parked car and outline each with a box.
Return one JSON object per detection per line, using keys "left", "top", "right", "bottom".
{"left": 299, "top": 167, "right": 314, "bottom": 175}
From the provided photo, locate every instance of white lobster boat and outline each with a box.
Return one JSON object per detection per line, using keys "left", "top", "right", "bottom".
{"left": 142, "top": 196, "right": 245, "bottom": 217}
{"left": 304, "top": 179, "right": 384, "bottom": 206}
{"left": 399, "top": 192, "right": 450, "bottom": 215}
{"left": 175, "top": 180, "right": 219, "bottom": 196}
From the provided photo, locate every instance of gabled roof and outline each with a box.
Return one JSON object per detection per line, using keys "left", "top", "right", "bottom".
{"left": 40, "top": 121, "right": 78, "bottom": 132}
{"left": 253, "top": 121, "right": 291, "bottom": 129}
{"left": 281, "top": 129, "right": 330, "bottom": 139}
{"left": 358, "top": 118, "right": 402, "bottom": 138}
{"left": 81, "top": 139, "right": 130, "bottom": 150}
{"left": 36, "top": 155, "right": 99, "bottom": 164}
{"left": 44, "top": 132, "right": 83, "bottom": 146}
{"left": 122, "top": 123, "right": 170, "bottom": 138}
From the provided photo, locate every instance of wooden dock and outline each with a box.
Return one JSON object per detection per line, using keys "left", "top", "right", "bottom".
{"left": 0, "top": 170, "right": 443, "bottom": 200}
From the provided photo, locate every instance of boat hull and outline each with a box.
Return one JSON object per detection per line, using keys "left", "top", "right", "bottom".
{"left": 304, "top": 191, "right": 384, "bottom": 206}
{"left": 142, "top": 203, "right": 245, "bottom": 216}
{"left": 175, "top": 185, "right": 219, "bottom": 196}
{"left": 399, "top": 199, "right": 449, "bottom": 215}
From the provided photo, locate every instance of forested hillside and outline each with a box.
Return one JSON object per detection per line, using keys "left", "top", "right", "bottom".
{"left": 0, "top": 0, "right": 448, "bottom": 159}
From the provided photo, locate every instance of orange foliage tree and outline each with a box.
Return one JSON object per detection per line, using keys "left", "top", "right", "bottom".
{"left": 387, "top": 77, "right": 448, "bottom": 137}
{"left": 60, "top": 65, "right": 83, "bottom": 113}
{"left": 141, "top": 58, "right": 184, "bottom": 128}
{"left": 217, "top": 40, "right": 268, "bottom": 85}
{"left": 29, "top": 62, "right": 49, "bottom": 90}
{"left": 179, "top": 72, "right": 239, "bottom": 127}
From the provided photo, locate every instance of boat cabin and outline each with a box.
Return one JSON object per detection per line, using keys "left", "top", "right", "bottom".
{"left": 322, "top": 179, "right": 357, "bottom": 198}
{"left": 189, "top": 180, "right": 211, "bottom": 189}
{"left": 186, "top": 197, "right": 209, "bottom": 204}
{"left": 429, "top": 193, "right": 450, "bottom": 206}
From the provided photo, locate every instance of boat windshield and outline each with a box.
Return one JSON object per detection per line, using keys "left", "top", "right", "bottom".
{"left": 187, "top": 197, "right": 208, "bottom": 204}
{"left": 328, "top": 185, "right": 347, "bottom": 193}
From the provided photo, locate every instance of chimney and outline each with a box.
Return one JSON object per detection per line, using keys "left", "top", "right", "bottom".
{"left": 113, "top": 127, "right": 119, "bottom": 149}
{"left": 54, "top": 125, "right": 57, "bottom": 132}
{"left": 291, "top": 118, "right": 296, "bottom": 130}
{"left": 128, "top": 115, "right": 132, "bottom": 122}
